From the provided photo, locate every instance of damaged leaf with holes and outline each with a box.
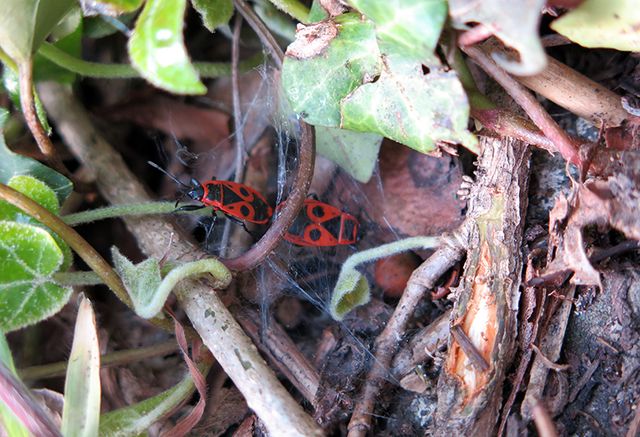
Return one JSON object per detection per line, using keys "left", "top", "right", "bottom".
{"left": 341, "top": 57, "right": 478, "bottom": 154}
{"left": 282, "top": 13, "right": 382, "bottom": 127}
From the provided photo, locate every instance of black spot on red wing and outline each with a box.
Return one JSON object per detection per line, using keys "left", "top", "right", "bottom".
{"left": 238, "top": 186, "right": 251, "bottom": 198}
{"left": 288, "top": 214, "right": 309, "bottom": 237}
{"left": 321, "top": 216, "right": 343, "bottom": 240}
{"left": 311, "top": 205, "right": 325, "bottom": 218}
{"left": 240, "top": 205, "right": 251, "bottom": 218}
{"left": 309, "top": 229, "right": 322, "bottom": 241}
{"left": 222, "top": 185, "right": 244, "bottom": 204}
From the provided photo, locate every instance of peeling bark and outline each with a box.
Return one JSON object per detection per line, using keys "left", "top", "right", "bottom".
{"left": 435, "top": 136, "right": 530, "bottom": 435}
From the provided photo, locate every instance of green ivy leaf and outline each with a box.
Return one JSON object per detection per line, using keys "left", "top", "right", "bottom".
{"left": 0, "top": 175, "right": 60, "bottom": 217}
{"left": 449, "top": 0, "right": 547, "bottom": 75}
{"left": 191, "top": 0, "right": 233, "bottom": 32}
{"left": 0, "top": 221, "right": 72, "bottom": 332}
{"left": 128, "top": 0, "right": 207, "bottom": 95}
{"left": 0, "top": 108, "right": 72, "bottom": 204}
{"left": 254, "top": 0, "right": 297, "bottom": 41}
{"left": 0, "top": 0, "right": 76, "bottom": 63}
{"left": 0, "top": 175, "right": 73, "bottom": 271}
{"left": 61, "top": 295, "right": 101, "bottom": 437}
{"left": 99, "top": 367, "right": 202, "bottom": 436}
{"left": 347, "top": 0, "right": 447, "bottom": 65}
{"left": 316, "top": 127, "right": 381, "bottom": 183}
{"left": 80, "top": 0, "right": 145, "bottom": 15}
{"left": 307, "top": 0, "right": 329, "bottom": 22}
{"left": 551, "top": 0, "right": 640, "bottom": 51}
{"left": 282, "top": 13, "right": 382, "bottom": 127}
{"left": 341, "top": 57, "right": 477, "bottom": 154}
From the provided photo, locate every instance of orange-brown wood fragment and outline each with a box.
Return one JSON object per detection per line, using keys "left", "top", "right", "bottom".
{"left": 446, "top": 242, "right": 498, "bottom": 403}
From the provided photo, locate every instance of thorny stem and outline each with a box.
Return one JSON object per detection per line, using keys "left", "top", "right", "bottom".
{"left": 463, "top": 45, "right": 582, "bottom": 168}
{"left": 17, "top": 59, "right": 68, "bottom": 176}
{"left": 0, "top": 183, "right": 177, "bottom": 336}
{"left": 19, "top": 340, "right": 179, "bottom": 381}
{"left": 38, "top": 42, "right": 263, "bottom": 79}
{"left": 347, "top": 230, "right": 468, "bottom": 437}
{"left": 223, "top": 0, "right": 315, "bottom": 271}
{"left": 267, "top": 0, "right": 310, "bottom": 23}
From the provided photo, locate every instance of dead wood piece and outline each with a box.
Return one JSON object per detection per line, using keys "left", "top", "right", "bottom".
{"left": 234, "top": 308, "right": 320, "bottom": 405}
{"left": 391, "top": 310, "right": 451, "bottom": 379}
{"left": 532, "top": 400, "right": 559, "bottom": 437}
{"left": 521, "top": 286, "right": 576, "bottom": 420}
{"left": 435, "top": 136, "right": 531, "bottom": 436}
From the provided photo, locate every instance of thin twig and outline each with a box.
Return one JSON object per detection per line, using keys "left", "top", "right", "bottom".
{"left": 220, "top": 14, "right": 247, "bottom": 256}
{"left": 235, "top": 307, "right": 320, "bottom": 405}
{"left": 19, "top": 340, "right": 179, "bottom": 381}
{"left": 531, "top": 344, "right": 571, "bottom": 371}
{"left": 17, "top": 59, "right": 68, "bottom": 176}
{"left": 233, "top": 0, "right": 285, "bottom": 69}
{"left": 450, "top": 325, "right": 490, "bottom": 372}
{"left": 463, "top": 45, "right": 582, "bottom": 168}
{"left": 532, "top": 400, "right": 559, "bottom": 437}
{"left": 222, "top": 0, "right": 315, "bottom": 271}
{"left": 347, "top": 231, "right": 468, "bottom": 436}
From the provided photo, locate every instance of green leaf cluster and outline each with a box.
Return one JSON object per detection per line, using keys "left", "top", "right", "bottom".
{"left": 282, "top": 1, "right": 478, "bottom": 183}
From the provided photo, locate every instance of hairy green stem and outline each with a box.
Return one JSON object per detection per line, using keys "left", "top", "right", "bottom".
{"left": 19, "top": 340, "right": 179, "bottom": 381}
{"left": 134, "top": 259, "right": 232, "bottom": 319}
{"left": 331, "top": 236, "right": 440, "bottom": 320}
{"left": 344, "top": 236, "right": 439, "bottom": 274}
{"left": 53, "top": 271, "right": 103, "bottom": 286}
{"left": 267, "top": 0, "right": 309, "bottom": 23}
{"left": 38, "top": 43, "right": 263, "bottom": 79}
{"left": 62, "top": 201, "right": 211, "bottom": 226}
{"left": 0, "top": 183, "right": 176, "bottom": 334}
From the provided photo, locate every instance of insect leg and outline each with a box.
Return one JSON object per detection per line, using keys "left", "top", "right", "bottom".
{"left": 175, "top": 204, "right": 206, "bottom": 212}
{"left": 225, "top": 214, "right": 257, "bottom": 241}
